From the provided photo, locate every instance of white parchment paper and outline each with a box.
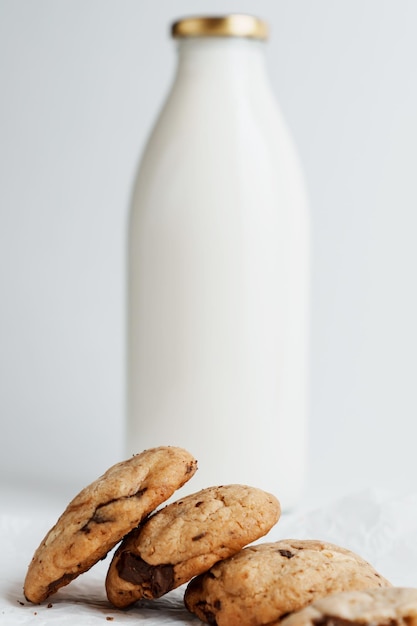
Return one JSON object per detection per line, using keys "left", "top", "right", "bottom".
{"left": 1, "top": 488, "right": 417, "bottom": 624}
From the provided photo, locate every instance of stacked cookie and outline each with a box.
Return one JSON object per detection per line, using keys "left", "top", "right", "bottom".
{"left": 23, "top": 446, "right": 278, "bottom": 605}
{"left": 24, "top": 447, "right": 417, "bottom": 626}
{"left": 184, "top": 540, "right": 392, "bottom": 626}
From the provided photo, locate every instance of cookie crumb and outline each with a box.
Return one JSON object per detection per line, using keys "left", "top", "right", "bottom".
{"left": 106, "top": 618, "right": 114, "bottom": 622}
{"left": 17, "top": 600, "right": 24, "bottom": 606}
{"left": 47, "top": 603, "right": 53, "bottom": 608}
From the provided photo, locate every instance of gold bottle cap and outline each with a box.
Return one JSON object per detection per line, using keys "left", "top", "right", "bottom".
{"left": 171, "top": 14, "right": 268, "bottom": 41}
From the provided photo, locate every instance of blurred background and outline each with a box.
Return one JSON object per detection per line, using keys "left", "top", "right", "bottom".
{"left": 1, "top": 0, "right": 416, "bottom": 505}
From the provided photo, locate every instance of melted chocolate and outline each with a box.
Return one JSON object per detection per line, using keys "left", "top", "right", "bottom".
{"left": 80, "top": 487, "right": 148, "bottom": 533}
{"left": 46, "top": 571, "right": 78, "bottom": 596}
{"left": 117, "top": 552, "right": 175, "bottom": 598}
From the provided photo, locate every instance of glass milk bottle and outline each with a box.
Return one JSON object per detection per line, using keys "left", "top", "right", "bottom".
{"left": 127, "top": 15, "right": 309, "bottom": 510}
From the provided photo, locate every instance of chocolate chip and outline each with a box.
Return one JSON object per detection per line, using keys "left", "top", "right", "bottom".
{"left": 81, "top": 507, "right": 112, "bottom": 532}
{"left": 91, "top": 510, "right": 113, "bottom": 524}
{"left": 81, "top": 487, "right": 148, "bottom": 533}
{"left": 195, "top": 601, "right": 218, "bottom": 626}
{"left": 278, "top": 549, "right": 294, "bottom": 559}
{"left": 192, "top": 532, "right": 206, "bottom": 541}
{"left": 46, "top": 572, "right": 77, "bottom": 596}
{"left": 116, "top": 552, "right": 175, "bottom": 598}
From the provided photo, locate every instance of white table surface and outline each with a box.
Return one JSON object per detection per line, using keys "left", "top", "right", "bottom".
{"left": 2, "top": 482, "right": 417, "bottom": 624}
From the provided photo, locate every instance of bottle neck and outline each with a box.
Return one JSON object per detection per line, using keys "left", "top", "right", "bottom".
{"left": 174, "top": 37, "right": 269, "bottom": 89}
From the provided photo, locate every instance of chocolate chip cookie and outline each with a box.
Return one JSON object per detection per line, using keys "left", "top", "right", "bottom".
{"left": 279, "top": 587, "right": 417, "bottom": 626}
{"left": 24, "top": 446, "right": 197, "bottom": 603}
{"left": 105, "top": 484, "right": 281, "bottom": 608}
{"left": 184, "top": 539, "right": 391, "bottom": 626}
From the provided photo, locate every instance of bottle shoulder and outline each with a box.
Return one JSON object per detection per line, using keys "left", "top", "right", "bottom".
{"left": 137, "top": 82, "right": 298, "bottom": 170}
{"left": 130, "top": 74, "right": 308, "bottom": 221}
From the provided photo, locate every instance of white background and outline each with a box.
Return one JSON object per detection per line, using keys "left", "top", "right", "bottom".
{"left": 1, "top": 0, "right": 417, "bottom": 505}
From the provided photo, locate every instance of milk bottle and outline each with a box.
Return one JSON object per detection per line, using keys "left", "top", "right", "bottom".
{"left": 127, "top": 15, "right": 310, "bottom": 509}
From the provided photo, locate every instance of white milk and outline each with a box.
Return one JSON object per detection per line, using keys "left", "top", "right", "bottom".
{"left": 127, "top": 16, "right": 310, "bottom": 510}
